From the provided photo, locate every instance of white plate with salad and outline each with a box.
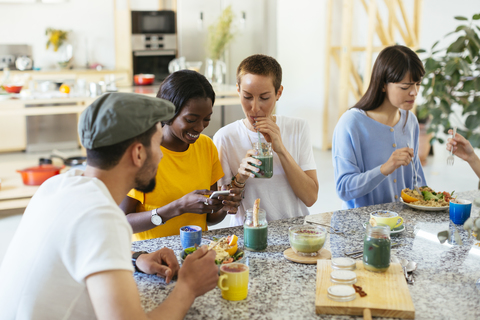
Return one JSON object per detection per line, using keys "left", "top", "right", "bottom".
{"left": 400, "top": 187, "right": 453, "bottom": 211}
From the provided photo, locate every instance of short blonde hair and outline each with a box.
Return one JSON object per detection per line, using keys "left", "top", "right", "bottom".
{"left": 236, "top": 54, "right": 282, "bottom": 93}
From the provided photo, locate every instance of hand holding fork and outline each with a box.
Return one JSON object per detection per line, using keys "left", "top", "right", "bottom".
{"left": 447, "top": 126, "right": 457, "bottom": 166}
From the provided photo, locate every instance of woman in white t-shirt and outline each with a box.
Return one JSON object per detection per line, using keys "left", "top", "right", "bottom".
{"left": 213, "top": 54, "right": 318, "bottom": 226}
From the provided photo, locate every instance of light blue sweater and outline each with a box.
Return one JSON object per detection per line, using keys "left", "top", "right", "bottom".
{"left": 332, "top": 108, "right": 427, "bottom": 209}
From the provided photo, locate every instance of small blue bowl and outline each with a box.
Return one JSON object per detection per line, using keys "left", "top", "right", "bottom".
{"left": 180, "top": 225, "right": 202, "bottom": 249}
{"left": 450, "top": 199, "right": 472, "bottom": 225}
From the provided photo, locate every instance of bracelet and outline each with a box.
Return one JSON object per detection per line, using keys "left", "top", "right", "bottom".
{"left": 231, "top": 175, "right": 245, "bottom": 188}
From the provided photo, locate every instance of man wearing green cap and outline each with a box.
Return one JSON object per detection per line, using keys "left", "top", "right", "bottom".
{"left": 0, "top": 93, "right": 219, "bottom": 320}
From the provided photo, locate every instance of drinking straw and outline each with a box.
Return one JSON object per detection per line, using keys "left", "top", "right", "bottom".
{"left": 253, "top": 198, "right": 260, "bottom": 227}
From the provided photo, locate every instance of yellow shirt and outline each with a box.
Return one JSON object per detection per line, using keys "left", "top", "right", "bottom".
{"left": 128, "top": 134, "right": 224, "bottom": 240}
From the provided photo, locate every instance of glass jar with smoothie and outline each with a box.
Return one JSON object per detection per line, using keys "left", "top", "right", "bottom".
{"left": 363, "top": 224, "right": 391, "bottom": 273}
{"left": 244, "top": 208, "right": 268, "bottom": 251}
{"left": 252, "top": 142, "right": 273, "bottom": 178}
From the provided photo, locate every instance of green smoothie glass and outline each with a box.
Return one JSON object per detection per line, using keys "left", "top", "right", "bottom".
{"left": 244, "top": 208, "right": 268, "bottom": 251}
{"left": 252, "top": 142, "right": 273, "bottom": 178}
{"left": 363, "top": 224, "right": 391, "bottom": 273}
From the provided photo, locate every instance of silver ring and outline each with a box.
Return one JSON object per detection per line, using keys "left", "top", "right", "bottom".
{"left": 211, "top": 209, "right": 214, "bottom": 214}
{"left": 204, "top": 200, "right": 209, "bottom": 206}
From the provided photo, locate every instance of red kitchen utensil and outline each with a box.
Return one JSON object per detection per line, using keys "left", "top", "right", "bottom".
{"left": 134, "top": 74, "right": 155, "bottom": 86}
{"left": 3, "top": 85, "right": 23, "bottom": 94}
{"left": 16, "top": 164, "right": 64, "bottom": 186}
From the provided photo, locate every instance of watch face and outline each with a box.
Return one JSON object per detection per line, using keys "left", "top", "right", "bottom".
{"left": 151, "top": 214, "right": 162, "bottom": 226}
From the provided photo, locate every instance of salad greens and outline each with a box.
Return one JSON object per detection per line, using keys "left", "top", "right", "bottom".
{"left": 421, "top": 189, "right": 455, "bottom": 202}
{"left": 183, "top": 246, "right": 244, "bottom": 265}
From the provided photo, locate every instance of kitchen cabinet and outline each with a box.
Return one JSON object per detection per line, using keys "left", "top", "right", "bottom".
{"left": 0, "top": 105, "right": 26, "bottom": 152}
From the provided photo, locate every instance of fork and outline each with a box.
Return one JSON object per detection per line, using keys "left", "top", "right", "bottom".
{"left": 407, "top": 143, "right": 421, "bottom": 195}
{"left": 447, "top": 126, "right": 457, "bottom": 166}
{"left": 305, "top": 220, "right": 345, "bottom": 235}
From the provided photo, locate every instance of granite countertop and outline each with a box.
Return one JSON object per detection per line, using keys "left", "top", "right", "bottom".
{"left": 132, "top": 190, "right": 480, "bottom": 319}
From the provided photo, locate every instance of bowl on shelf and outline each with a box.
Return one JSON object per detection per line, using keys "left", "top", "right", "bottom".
{"left": 2, "top": 85, "right": 23, "bottom": 94}
{"left": 288, "top": 225, "right": 327, "bottom": 257}
{"left": 134, "top": 74, "right": 155, "bottom": 86}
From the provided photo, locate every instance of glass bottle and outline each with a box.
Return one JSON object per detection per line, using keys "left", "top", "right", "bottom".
{"left": 252, "top": 142, "right": 273, "bottom": 178}
{"left": 363, "top": 224, "right": 391, "bottom": 273}
{"left": 244, "top": 208, "right": 268, "bottom": 251}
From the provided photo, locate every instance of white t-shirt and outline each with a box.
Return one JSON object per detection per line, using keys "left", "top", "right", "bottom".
{"left": 0, "top": 170, "right": 134, "bottom": 320}
{"left": 213, "top": 115, "right": 317, "bottom": 226}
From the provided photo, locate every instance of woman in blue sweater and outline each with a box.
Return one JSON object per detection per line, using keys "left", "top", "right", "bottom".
{"left": 332, "top": 45, "right": 427, "bottom": 209}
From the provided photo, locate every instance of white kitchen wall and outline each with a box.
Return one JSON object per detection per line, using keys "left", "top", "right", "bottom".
{"left": 0, "top": 0, "right": 115, "bottom": 70}
{"left": 276, "top": 0, "right": 327, "bottom": 150}
{"left": 275, "top": 0, "right": 480, "bottom": 150}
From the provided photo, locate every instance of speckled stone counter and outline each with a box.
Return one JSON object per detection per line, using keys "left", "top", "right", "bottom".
{"left": 132, "top": 190, "right": 480, "bottom": 319}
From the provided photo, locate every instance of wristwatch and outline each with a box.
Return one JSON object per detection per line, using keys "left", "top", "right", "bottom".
{"left": 132, "top": 251, "right": 148, "bottom": 272}
{"left": 151, "top": 208, "right": 163, "bottom": 226}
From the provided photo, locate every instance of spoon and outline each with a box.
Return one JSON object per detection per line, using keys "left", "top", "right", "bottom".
{"left": 406, "top": 261, "right": 417, "bottom": 285}
{"left": 437, "top": 230, "right": 451, "bottom": 244}
{"left": 406, "top": 261, "right": 417, "bottom": 273}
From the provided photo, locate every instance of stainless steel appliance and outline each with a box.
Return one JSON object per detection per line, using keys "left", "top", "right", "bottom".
{"left": 26, "top": 103, "right": 79, "bottom": 153}
{"left": 131, "top": 10, "right": 177, "bottom": 83}
{"left": 0, "top": 44, "right": 33, "bottom": 70}
{"left": 132, "top": 10, "right": 176, "bottom": 34}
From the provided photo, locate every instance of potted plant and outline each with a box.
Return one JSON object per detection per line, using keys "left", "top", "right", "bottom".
{"left": 417, "top": 13, "right": 480, "bottom": 150}
{"left": 46, "top": 28, "right": 72, "bottom": 69}
{"left": 205, "top": 6, "right": 235, "bottom": 84}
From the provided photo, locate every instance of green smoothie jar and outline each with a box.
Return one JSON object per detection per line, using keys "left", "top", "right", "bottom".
{"left": 244, "top": 208, "right": 268, "bottom": 251}
{"left": 363, "top": 224, "right": 391, "bottom": 273}
{"left": 252, "top": 142, "right": 273, "bottom": 178}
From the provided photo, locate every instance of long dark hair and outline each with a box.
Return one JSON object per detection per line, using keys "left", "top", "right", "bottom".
{"left": 353, "top": 45, "right": 425, "bottom": 111}
{"left": 156, "top": 70, "right": 215, "bottom": 125}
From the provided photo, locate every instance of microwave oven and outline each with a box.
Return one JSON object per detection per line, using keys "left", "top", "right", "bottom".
{"left": 131, "top": 10, "right": 176, "bottom": 34}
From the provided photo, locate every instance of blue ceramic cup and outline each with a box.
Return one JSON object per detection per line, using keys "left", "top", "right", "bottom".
{"left": 449, "top": 199, "right": 472, "bottom": 225}
{"left": 180, "top": 225, "right": 202, "bottom": 249}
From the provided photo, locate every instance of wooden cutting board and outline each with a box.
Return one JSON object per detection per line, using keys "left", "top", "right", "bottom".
{"left": 316, "top": 260, "right": 415, "bottom": 318}
{"left": 283, "top": 248, "right": 331, "bottom": 264}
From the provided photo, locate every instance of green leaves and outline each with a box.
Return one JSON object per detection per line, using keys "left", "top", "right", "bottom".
{"left": 466, "top": 115, "right": 478, "bottom": 130}
{"left": 420, "top": 12, "right": 480, "bottom": 149}
{"left": 469, "top": 134, "right": 480, "bottom": 148}
{"left": 447, "top": 36, "right": 466, "bottom": 53}
{"left": 464, "top": 100, "right": 480, "bottom": 114}
{"left": 424, "top": 57, "right": 441, "bottom": 75}
{"left": 444, "top": 59, "right": 458, "bottom": 76}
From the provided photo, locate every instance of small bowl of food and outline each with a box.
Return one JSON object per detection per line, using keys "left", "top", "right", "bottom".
{"left": 288, "top": 225, "right": 327, "bottom": 257}
{"left": 179, "top": 235, "right": 245, "bottom": 268}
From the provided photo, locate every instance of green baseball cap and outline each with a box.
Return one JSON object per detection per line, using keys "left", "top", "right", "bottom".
{"left": 78, "top": 92, "right": 175, "bottom": 149}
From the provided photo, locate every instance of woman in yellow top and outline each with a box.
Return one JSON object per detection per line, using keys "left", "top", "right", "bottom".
{"left": 120, "top": 70, "right": 242, "bottom": 240}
